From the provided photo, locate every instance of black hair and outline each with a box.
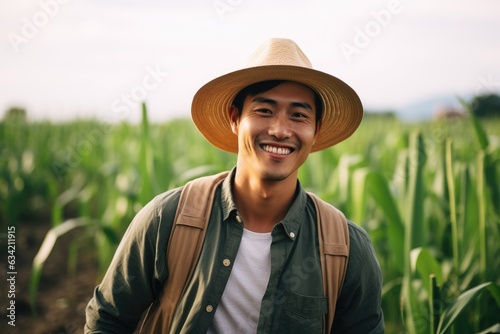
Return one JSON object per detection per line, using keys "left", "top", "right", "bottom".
{"left": 232, "top": 80, "right": 323, "bottom": 123}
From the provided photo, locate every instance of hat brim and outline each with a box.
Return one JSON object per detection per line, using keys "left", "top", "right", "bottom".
{"left": 191, "top": 65, "right": 363, "bottom": 153}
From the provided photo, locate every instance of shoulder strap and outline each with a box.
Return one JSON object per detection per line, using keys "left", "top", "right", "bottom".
{"left": 308, "top": 192, "right": 350, "bottom": 334}
{"left": 139, "top": 171, "right": 229, "bottom": 333}
{"left": 164, "top": 171, "right": 229, "bottom": 302}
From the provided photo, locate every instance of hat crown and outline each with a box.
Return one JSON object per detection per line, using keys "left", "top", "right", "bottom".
{"left": 245, "top": 38, "right": 313, "bottom": 69}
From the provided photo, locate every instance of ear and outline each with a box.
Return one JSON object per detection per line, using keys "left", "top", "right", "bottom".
{"left": 229, "top": 106, "right": 239, "bottom": 135}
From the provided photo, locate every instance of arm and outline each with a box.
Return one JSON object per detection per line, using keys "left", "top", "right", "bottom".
{"left": 331, "top": 221, "right": 385, "bottom": 334}
{"left": 84, "top": 189, "right": 181, "bottom": 333}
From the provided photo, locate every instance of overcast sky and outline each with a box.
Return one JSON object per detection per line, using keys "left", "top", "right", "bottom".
{"left": 1, "top": 0, "right": 499, "bottom": 122}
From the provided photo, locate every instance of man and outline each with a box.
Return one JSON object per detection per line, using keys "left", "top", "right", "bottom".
{"left": 85, "top": 38, "right": 384, "bottom": 333}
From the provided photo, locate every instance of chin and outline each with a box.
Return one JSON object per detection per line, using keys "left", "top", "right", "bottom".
{"left": 261, "top": 171, "right": 291, "bottom": 182}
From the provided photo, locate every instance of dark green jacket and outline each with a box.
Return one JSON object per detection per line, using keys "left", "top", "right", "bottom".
{"left": 85, "top": 170, "right": 384, "bottom": 333}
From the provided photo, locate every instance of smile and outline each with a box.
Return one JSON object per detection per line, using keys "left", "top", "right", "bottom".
{"left": 261, "top": 145, "right": 293, "bottom": 155}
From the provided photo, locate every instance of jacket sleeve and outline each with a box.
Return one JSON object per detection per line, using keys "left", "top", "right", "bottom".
{"left": 84, "top": 189, "right": 181, "bottom": 334}
{"left": 331, "top": 221, "right": 385, "bottom": 334}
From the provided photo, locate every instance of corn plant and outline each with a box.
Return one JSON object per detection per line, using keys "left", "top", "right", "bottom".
{"left": 2, "top": 101, "right": 499, "bottom": 330}
{"left": 300, "top": 111, "right": 500, "bottom": 332}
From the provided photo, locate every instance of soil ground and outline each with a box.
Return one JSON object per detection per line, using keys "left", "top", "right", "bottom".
{"left": 1, "top": 219, "right": 98, "bottom": 334}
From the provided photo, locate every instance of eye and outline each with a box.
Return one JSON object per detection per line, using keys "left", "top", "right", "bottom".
{"left": 291, "top": 112, "right": 308, "bottom": 118}
{"left": 256, "top": 108, "right": 272, "bottom": 114}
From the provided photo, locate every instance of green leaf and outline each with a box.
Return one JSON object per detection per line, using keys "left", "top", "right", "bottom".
{"left": 437, "top": 282, "right": 500, "bottom": 334}
{"left": 458, "top": 97, "right": 489, "bottom": 150}
{"left": 138, "top": 102, "right": 157, "bottom": 204}
{"left": 382, "top": 277, "right": 403, "bottom": 297}
{"left": 410, "top": 247, "right": 444, "bottom": 292}
{"left": 477, "top": 323, "right": 500, "bottom": 334}
{"left": 176, "top": 165, "right": 220, "bottom": 185}
{"left": 445, "top": 139, "right": 459, "bottom": 272}
{"left": 402, "top": 132, "right": 428, "bottom": 334}
{"left": 365, "top": 170, "right": 405, "bottom": 271}
{"left": 100, "top": 225, "right": 121, "bottom": 245}
{"left": 351, "top": 168, "right": 369, "bottom": 224}
{"left": 406, "top": 131, "right": 427, "bottom": 251}
{"left": 30, "top": 218, "right": 92, "bottom": 314}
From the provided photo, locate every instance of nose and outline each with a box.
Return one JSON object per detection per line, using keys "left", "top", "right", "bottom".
{"left": 268, "top": 113, "right": 292, "bottom": 139}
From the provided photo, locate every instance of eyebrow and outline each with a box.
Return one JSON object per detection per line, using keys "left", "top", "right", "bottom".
{"left": 251, "top": 97, "right": 313, "bottom": 111}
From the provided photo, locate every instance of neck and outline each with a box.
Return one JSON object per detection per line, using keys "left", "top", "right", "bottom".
{"left": 232, "top": 169, "right": 297, "bottom": 233}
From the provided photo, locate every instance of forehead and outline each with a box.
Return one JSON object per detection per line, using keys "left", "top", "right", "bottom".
{"left": 246, "top": 81, "right": 316, "bottom": 104}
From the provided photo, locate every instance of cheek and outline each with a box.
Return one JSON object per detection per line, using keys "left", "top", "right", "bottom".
{"left": 238, "top": 118, "right": 261, "bottom": 138}
{"left": 236, "top": 120, "right": 256, "bottom": 148}
{"left": 298, "top": 126, "right": 317, "bottom": 146}
{"left": 237, "top": 119, "right": 249, "bottom": 137}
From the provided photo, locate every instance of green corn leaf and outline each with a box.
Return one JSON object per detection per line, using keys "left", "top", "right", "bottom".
{"left": 406, "top": 131, "right": 427, "bottom": 250}
{"left": 437, "top": 282, "right": 500, "bottom": 334}
{"left": 477, "top": 323, "right": 500, "bottom": 334}
{"left": 176, "top": 165, "right": 220, "bottom": 186}
{"left": 461, "top": 95, "right": 500, "bottom": 218}
{"left": 477, "top": 152, "right": 488, "bottom": 281}
{"left": 482, "top": 150, "right": 500, "bottom": 219}
{"left": 365, "top": 170, "right": 405, "bottom": 271}
{"left": 445, "top": 139, "right": 460, "bottom": 272}
{"left": 402, "top": 275, "right": 427, "bottom": 334}
{"left": 429, "top": 274, "right": 440, "bottom": 334}
{"left": 30, "top": 218, "right": 92, "bottom": 314}
{"left": 458, "top": 97, "right": 489, "bottom": 150}
{"left": 402, "top": 131, "right": 427, "bottom": 334}
{"left": 138, "top": 102, "right": 157, "bottom": 204}
{"left": 382, "top": 277, "right": 403, "bottom": 297}
{"left": 410, "top": 247, "right": 444, "bottom": 292}
{"left": 100, "top": 225, "right": 121, "bottom": 245}
{"left": 351, "top": 168, "right": 369, "bottom": 224}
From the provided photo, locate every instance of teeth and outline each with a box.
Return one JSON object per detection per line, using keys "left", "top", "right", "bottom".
{"left": 262, "top": 145, "right": 291, "bottom": 155}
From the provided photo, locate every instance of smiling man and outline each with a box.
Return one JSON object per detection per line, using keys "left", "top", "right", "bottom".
{"left": 229, "top": 81, "right": 320, "bottom": 234}
{"left": 85, "top": 38, "right": 385, "bottom": 334}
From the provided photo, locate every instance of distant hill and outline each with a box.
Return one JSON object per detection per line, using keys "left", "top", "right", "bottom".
{"left": 394, "top": 94, "right": 473, "bottom": 121}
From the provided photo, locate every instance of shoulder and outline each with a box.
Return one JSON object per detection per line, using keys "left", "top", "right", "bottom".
{"left": 131, "top": 187, "right": 183, "bottom": 227}
{"left": 346, "top": 221, "right": 379, "bottom": 263}
{"left": 347, "top": 220, "right": 373, "bottom": 247}
{"left": 150, "top": 187, "right": 183, "bottom": 217}
{"left": 306, "top": 193, "right": 348, "bottom": 231}
{"left": 344, "top": 220, "right": 381, "bottom": 282}
{"left": 123, "top": 187, "right": 184, "bottom": 249}
{"left": 144, "top": 170, "right": 230, "bottom": 230}
{"left": 307, "top": 192, "right": 344, "bottom": 218}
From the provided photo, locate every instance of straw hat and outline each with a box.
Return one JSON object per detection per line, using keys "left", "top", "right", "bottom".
{"left": 191, "top": 38, "right": 363, "bottom": 153}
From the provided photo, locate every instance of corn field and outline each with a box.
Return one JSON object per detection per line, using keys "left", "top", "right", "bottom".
{"left": 1, "top": 103, "right": 499, "bottom": 333}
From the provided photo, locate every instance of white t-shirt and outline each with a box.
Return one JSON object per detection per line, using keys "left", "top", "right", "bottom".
{"left": 207, "top": 228, "right": 272, "bottom": 333}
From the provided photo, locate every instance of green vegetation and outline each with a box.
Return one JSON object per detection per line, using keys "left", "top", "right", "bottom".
{"left": 1, "top": 103, "right": 499, "bottom": 332}
{"left": 470, "top": 93, "right": 500, "bottom": 118}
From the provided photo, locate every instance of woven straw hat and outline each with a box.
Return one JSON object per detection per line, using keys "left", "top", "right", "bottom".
{"left": 191, "top": 38, "right": 363, "bottom": 153}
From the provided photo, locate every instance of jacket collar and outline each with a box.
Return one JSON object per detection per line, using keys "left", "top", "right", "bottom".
{"left": 220, "top": 167, "right": 307, "bottom": 240}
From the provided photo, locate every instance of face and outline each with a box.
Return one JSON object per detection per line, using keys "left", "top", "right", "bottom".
{"left": 230, "top": 81, "right": 320, "bottom": 182}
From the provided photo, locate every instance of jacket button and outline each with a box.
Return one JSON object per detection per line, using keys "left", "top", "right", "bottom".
{"left": 235, "top": 215, "right": 242, "bottom": 223}
{"left": 223, "top": 259, "right": 231, "bottom": 267}
{"left": 289, "top": 232, "right": 296, "bottom": 238}
{"left": 206, "top": 305, "right": 214, "bottom": 313}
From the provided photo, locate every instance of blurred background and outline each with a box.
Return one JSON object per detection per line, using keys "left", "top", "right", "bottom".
{"left": 2, "top": 0, "right": 500, "bottom": 122}
{"left": 1, "top": 1, "right": 499, "bottom": 333}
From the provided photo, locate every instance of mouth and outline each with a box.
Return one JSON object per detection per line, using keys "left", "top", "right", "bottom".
{"left": 260, "top": 144, "right": 294, "bottom": 156}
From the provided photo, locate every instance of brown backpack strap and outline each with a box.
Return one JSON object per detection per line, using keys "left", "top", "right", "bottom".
{"left": 139, "top": 171, "right": 229, "bottom": 333}
{"left": 308, "top": 192, "right": 350, "bottom": 334}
